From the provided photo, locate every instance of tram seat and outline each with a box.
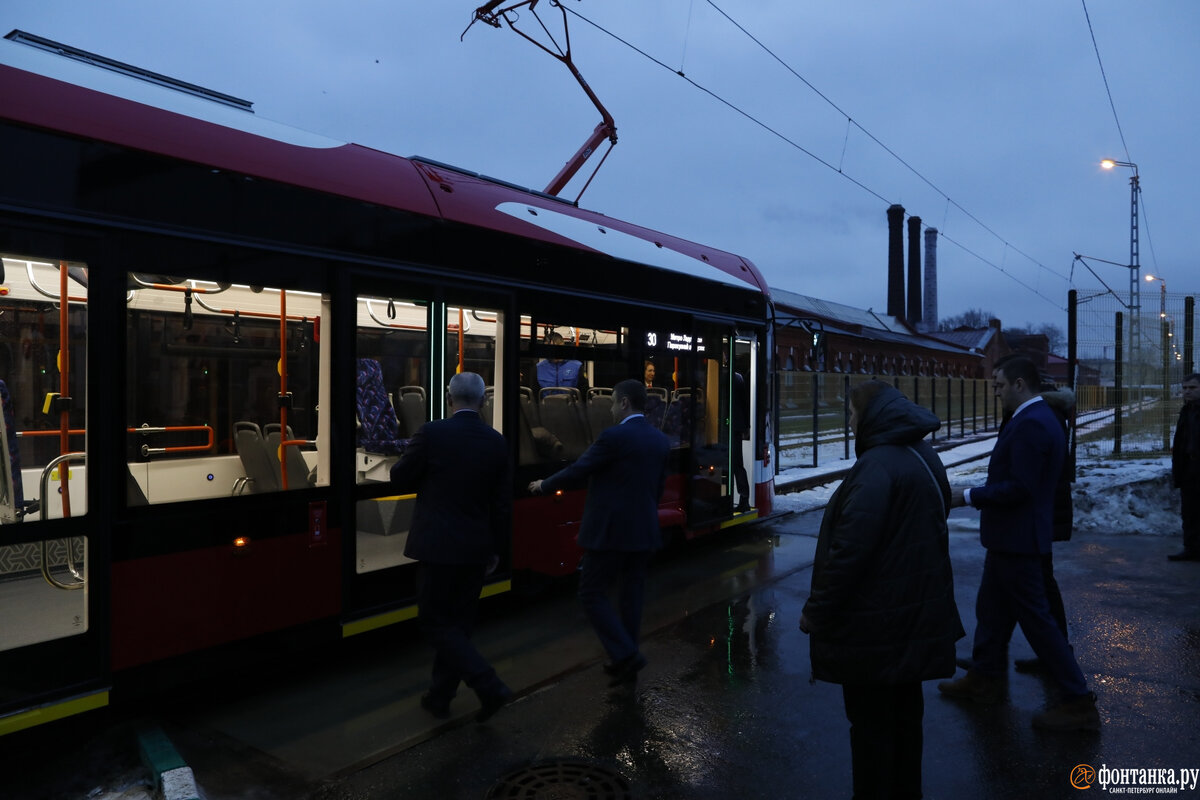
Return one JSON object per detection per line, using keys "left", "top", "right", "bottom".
{"left": 661, "top": 393, "right": 696, "bottom": 447}
{"left": 644, "top": 387, "right": 668, "bottom": 429}
{"left": 264, "top": 423, "right": 317, "bottom": 489}
{"left": 234, "top": 421, "right": 279, "bottom": 494}
{"left": 0, "top": 379, "right": 20, "bottom": 523}
{"left": 539, "top": 387, "right": 590, "bottom": 460}
{"left": 519, "top": 385, "right": 539, "bottom": 427}
{"left": 481, "top": 387, "right": 494, "bottom": 427}
{"left": 586, "top": 387, "right": 614, "bottom": 440}
{"left": 355, "top": 358, "right": 408, "bottom": 455}
{"left": 126, "top": 465, "right": 148, "bottom": 506}
{"left": 395, "top": 385, "right": 426, "bottom": 437}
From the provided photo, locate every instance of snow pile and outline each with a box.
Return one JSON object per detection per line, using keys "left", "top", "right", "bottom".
{"left": 772, "top": 450, "right": 1181, "bottom": 537}
{"left": 1071, "top": 457, "right": 1179, "bottom": 535}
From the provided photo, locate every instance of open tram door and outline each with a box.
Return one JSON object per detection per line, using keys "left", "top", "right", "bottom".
{"left": 673, "top": 323, "right": 760, "bottom": 530}
{"left": 0, "top": 258, "right": 107, "bottom": 736}
{"left": 343, "top": 277, "right": 512, "bottom": 638}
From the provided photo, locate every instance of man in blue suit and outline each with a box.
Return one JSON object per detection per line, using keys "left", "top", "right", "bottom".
{"left": 391, "top": 372, "right": 513, "bottom": 722}
{"left": 528, "top": 378, "right": 671, "bottom": 686}
{"left": 939, "top": 356, "right": 1100, "bottom": 731}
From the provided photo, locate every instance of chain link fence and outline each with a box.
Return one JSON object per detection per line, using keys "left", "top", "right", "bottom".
{"left": 1073, "top": 288, "right": 1196, "bottom": 459}
{"left": 776, "top": 372, "right": 997, "bottom": 471}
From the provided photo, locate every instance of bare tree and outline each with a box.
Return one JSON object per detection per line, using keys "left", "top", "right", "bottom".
{"left": 938, "top": 308, "right": 995, "bottom": 331}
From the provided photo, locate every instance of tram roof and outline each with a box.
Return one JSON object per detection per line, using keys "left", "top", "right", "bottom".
{"left": 0, "top": 31, "right": 769, "bottom": 296}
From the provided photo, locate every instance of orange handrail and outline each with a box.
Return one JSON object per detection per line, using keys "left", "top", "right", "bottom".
{"left": 58, "top": 263, "right": 72, "bottom": 518}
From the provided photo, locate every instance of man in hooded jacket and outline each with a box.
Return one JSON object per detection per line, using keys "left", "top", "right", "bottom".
{"left": 800, "top": 380, "right": 964, "bottom": 800}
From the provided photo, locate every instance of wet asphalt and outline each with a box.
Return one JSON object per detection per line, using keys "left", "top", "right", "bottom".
{"left": 5, "top": 504, "right": 1200, "bottom": 800}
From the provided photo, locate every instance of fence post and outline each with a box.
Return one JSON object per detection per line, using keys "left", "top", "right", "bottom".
{"left": 959, "top": 377, "right": 965, "bottom": 438}
{"left": 843, "top": 374, "right": 851, "bottom": 461}
{"left": 972, "top": 379, "right": 978, "bottom": 435}
{"left": 1162, "top": 319, "right": 1171, "bottom": 451}
{"left": 811, "top": 372, "right": 819, "bottom": 468}
{"left": 1186, "top": 296, "right": 1195, "bottom": 375}
{"left": 1068, "top": 289, "right": 1078, "bottom": 476}
{"left": 1115, "top": 311, "right": 1124, "bottom": 455}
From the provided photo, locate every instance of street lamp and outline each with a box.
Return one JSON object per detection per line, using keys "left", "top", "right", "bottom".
{"left": 1101, "top": 159, "right": 1141, "bottom": 367}
{"left": 1145, "top": 273, "right": 1166, "bottom": 319}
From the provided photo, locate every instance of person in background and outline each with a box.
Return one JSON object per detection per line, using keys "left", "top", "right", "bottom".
{"left": 536, "top": 332, "right": 585, "bottom": 393}
{"left": 800, "top": 380, "right": 964, "bottom": 800}
{"left": 390, "top": 372, "right": 513, "bottom": 723}
{"left": 940, "top": 356, "right": 1100, "bottom": 732}
{"left": 528, "top": 379, "right": 670, "bottom": 686}
{"left": 643, "top": 360, "right": 658, "bottom": 389}
{"left": 1168, "top": 373, "right": 1200, "bottom": 561}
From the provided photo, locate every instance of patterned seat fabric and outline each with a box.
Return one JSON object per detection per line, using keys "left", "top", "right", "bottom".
{"left": 356, "top": 359, "right": 409, "bottom": 455}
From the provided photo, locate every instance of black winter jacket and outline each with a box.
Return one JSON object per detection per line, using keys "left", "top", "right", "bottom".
{"left": 803, "top": 384, "right": 965, "bottom": 685}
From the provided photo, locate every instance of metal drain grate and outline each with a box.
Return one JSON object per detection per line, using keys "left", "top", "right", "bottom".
{"left": 485, "top": 758, "right": 634, "bottom": 800}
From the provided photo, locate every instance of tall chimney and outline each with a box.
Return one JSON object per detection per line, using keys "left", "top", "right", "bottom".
{"left": 886, "top": 204, "right": 905, "bottom": 318}
{"left": 907, "top": 215, "right": 922, "bottom": 325}
{"left": 923, "top": 227, "right": 938, "bottom": 332}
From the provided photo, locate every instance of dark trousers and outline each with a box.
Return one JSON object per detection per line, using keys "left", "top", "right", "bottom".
{"left": 973, "top": 551, "right": 1087, "bottom": 698}
{"left": 732, "top": 435, "right": 750, "bottom": 504}
{"left": 1041, "top": 552, "right": 1069, "bottom": 641}
{"left": 416, "top": 562, "right": 503, "bottom": 703}
{"left": 841, "top": 682, "right": 924, "bottom": 800}
{"left": 1182, "top": 488, "right": 1199, "bottom": 553}
{"left": 578, "top": 549, "right": 652, "bottom": 663}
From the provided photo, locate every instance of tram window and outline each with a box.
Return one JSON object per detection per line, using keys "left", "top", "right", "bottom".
{"left": 0, "top": 257, "right": 90, "bottom": 650}
{"left": 354, "top": 293, "right": 429, "bottom": 574}
{"left": 126, "top": 276, "right": 328, "bottom": 503}
{"left": 517, "top": 319, "right": 636, "bottom": 466}
{"left": 0, "top": 257, "right": 89, "bottom": 525}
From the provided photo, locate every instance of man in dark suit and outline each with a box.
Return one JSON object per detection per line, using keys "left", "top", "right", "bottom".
{"left": 1168, "top": 373, "right": 1200, "bottom": 561}
{"left": 390, "top": 372, "right": 513, "bottom": 722}
{"left": 528, "top": 378, "right": 670, "bottom": 685}
{"left": 939, "top": 356, "right": 1100, "bottom": 731}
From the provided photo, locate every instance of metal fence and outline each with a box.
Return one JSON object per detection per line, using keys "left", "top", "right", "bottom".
{"left": 776, "top": 372, "right": 997, "bottom": 471}
{"left": 1072, "top": 288, "right": 1196, "bottom": 459}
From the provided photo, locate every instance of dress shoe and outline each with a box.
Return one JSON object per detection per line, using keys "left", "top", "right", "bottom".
{"left": 938, "top": 670, "right": 1004, "bottom": 704}
{"left": 735, "top": 501, "right": 751, "bottom": 513}
{"left": 419, "top": 692, "right": 450, "bottom": 719}
{"left": 1014, "top": 657, "right": 1047, "bottom": 674}
{"left": 1167, "top": 550, "right": 1200, "bottom": 562}
{"left": 1032, "top": 692, "right": 1101, "bottom": 731}
{"left": 607, "top": 652, "right": 648, "bottom": 687}
{"left": 475, "top": 686, "right": 512, "bottom": 723}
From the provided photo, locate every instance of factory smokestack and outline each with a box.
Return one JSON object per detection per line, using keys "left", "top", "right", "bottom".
{"left": 907, "top": 215, "right": 922, "bottom": 325}
{"left": 923, "top": 227, "right": 939, "bottom": 333}
{"left": 887, "top": 204, "right": 905, "bottom": 318}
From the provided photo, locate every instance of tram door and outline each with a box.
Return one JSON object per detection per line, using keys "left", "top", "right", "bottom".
{"left": 0, "top": 258, "right": 104, "bottom": 735}
{"left": 678, "top": 325, "right": 758, "bottom": 527}
{"left": 346, "top": 286, "right": 508, "bottom": 634}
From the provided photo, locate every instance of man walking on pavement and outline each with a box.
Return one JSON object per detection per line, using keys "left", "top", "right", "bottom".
{"left": 391, "top": 371, "right": 513, "bottom": 723}
{"left": 528, "top": 379, "right": 670, "bottom": 686}
{"left": 939, "top": 356, "right": 1101, "bottom": 731}
{"left": 1168, "top": 373, "right": 1200, "bottom": 561}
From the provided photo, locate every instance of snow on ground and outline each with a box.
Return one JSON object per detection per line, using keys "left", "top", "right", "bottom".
{"left": 772, "top": 440, "right": 1179, "bottom": 537}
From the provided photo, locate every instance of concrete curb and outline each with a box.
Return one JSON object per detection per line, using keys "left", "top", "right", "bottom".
{"left": 137, "top": 725, "right": 199, "bottom": 800}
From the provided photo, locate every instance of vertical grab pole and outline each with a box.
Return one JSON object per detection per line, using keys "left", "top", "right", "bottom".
{"left": 58, "top": 262, "right": 72, "bottom": 518}
{"left": 458, "top": 307, "right": 465, "bottom": 374}
{"left": 279, "top": 289, "right": 289, "bottom": 490}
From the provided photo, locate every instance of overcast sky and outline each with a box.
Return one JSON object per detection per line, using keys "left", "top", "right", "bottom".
{"left": 6, "top": 1, "right": 1197, "bottom": 332}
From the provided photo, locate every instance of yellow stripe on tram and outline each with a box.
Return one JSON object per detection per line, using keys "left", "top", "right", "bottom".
{"left": 341, "top": 579, "right": 512, "bottom": 638}
{"left": 0, "top": 690, "right": 109, "bottom": 737}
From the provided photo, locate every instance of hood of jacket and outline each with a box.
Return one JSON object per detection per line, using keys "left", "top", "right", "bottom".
{"left": 854, "top": 384, "right": 941, "bottom": 456}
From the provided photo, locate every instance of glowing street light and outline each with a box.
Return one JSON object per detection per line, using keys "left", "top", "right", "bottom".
{"left": 1101, "top": 158, "right": 1142, "bottom": 374}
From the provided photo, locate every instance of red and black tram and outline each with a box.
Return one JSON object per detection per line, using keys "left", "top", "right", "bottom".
{"left": 0, "top": 31, "right": 774, "bottom": 734}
